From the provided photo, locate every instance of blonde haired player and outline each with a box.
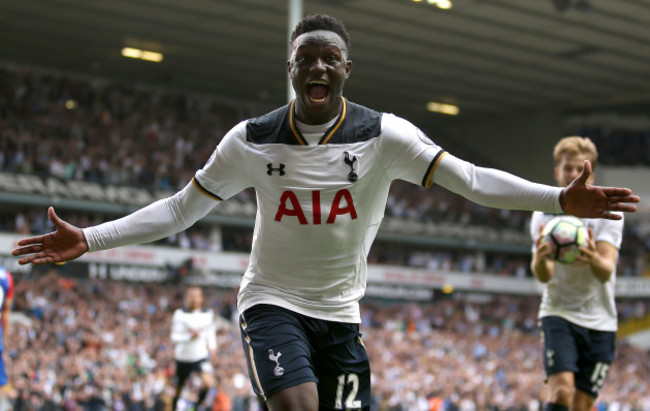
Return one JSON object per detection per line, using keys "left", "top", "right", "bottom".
{"left": 531, "top": 136, "right": 622, "bottom": 411}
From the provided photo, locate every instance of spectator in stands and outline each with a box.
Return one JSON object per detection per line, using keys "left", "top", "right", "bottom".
{"left": 4, "top": 268, "right": 650, "bottom": 410}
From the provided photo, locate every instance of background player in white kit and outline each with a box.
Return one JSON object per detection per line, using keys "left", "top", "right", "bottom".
{"left": 171, "top": 286, "right": 217, "bottom": 411}
{"left": 12, "top": 14, "right": 640, "bottom": 411}
{"left": 530, "top": 137, "right": 623, "bottom": 411}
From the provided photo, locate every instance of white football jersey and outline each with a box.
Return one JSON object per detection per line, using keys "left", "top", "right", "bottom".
{"left": 171, "top": 308, "right": 217, "bottom": 362}
{"left": 194, "top": 98, "right": 445, "bottom": 323}
{"left": 530, "top": 211, "right": 623, "bottom": 331}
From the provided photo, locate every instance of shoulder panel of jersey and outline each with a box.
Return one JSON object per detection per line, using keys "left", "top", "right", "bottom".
{"left": 246, "top": 97, "right": 382, "bottom": 146}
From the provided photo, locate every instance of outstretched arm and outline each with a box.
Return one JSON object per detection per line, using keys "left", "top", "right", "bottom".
{"left": 559, "top": 160, "right": 639, "bottom": 220}
{"left": 12, "top": 181, "right": 218, "bottom": 265}
{"left": 432, "top": 155, "right": 639, "bottom": 219}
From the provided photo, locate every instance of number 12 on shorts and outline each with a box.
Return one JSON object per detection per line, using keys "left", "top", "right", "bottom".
{"left": 334, "top": 373, "right": 361, "bottom": 410}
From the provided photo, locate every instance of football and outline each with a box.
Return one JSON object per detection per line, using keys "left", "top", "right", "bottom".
{"left": 541, "top": 216, "right": 589, "bottom": 264}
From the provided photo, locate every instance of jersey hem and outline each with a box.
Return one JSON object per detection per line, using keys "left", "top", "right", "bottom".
{"left": 538, "top": 312, "right": 617, "bottom": 333}
{"left": 238, "top": 299, "right": 361, "bottom": 324}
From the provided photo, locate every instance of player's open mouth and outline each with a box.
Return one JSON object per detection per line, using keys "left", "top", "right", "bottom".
{"left": 307, "top": 81, "right": 329, "bottom": 103}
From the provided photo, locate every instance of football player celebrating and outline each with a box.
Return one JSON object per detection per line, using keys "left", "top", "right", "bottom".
{"left": 530, "top": 136, "right": 623, "bottom": 411}
{"left": 13, "top": 15, "right": 639, "bottom": 411}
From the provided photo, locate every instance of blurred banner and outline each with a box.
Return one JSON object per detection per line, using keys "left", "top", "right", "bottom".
{"left": 3, "top": 233, "right": 649, "bottom": 297}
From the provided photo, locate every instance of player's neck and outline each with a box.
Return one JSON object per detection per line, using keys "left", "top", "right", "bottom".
{"left": 294, "top": 97, "right": 343, "bottom": 125}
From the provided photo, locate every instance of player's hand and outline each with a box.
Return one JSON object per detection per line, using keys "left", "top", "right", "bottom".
{"left": 576, "top": 227, "right": 598, "bottom": 265}
{"left": 189, "top": 328, "right": 201, "bottom": 339}
{"left": 577, "top": 227, "right": 618, "bottom": 282}
{"left": 11, "top": 207, "right": 89, "bottom": 265}
{"left": 559, "top": 160, "right": 640, "bottom": 220}
{"left": 534, "top": 224, "right": 553, "bottom": 260}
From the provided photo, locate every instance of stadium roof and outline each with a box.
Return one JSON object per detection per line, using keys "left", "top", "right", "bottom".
{"left": 1, "top": 0, "right": 650, "bottom": 127}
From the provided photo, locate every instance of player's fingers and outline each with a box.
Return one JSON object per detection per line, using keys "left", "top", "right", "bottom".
{"left": 604, "top": 193, "right": 640, "bottom": 203}
{"left": 605, "top": 203, "right": 637, "bottom": 213}
{"left": 17, "top": 256, "right": 33, "bottom": 265}
{"left": 535, "top": 224, "right": 546, "bottom": 246}
{"left": 48, "top": 206, "right": 66, "bottom": 227}
{"left": 574, "top": 160, "right": 592, "bottom": 185}
{"left": 578, "top": 246, "right": 594, "bottom": 257}
{"left": 538, "top": 243, "right": 552, "bottom": 256}
{"left": 12, "top": 243, "right": 44, "bottom": 256}
{"left": 17, "top": 252, "right": 52, "bottom": 265}
{"left": 15, "top": 236, "right": 45, "bottom": 247}
{"left": 26, "top": 256, "right": 55, "bottom": 265}
{"left": 592, "top": 211, "right": 623, "bottom": 220}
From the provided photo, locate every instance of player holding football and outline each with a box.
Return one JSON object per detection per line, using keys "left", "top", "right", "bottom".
{"left": 530, "top": 136, "right": 623, "bottom": 411}
{"left": 12, "top": 15, "right": 639, "bottom": 411}
{"left": 171, "top": 286, "right": 217, "bottom": 411}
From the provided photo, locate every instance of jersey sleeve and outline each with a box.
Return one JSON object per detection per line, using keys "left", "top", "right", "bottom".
{"left": 193, "top": 121, "right": 252, "bottom": 201}
{"left": 378, "top": 114, "right": 445, "bottom": 187}
{"left": 529, "top": 211, "right": 545, "bottom": 252}
{"left": 595, "top": 213, "right": 624, "bottom": 249}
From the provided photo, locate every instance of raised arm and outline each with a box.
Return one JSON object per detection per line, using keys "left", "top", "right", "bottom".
{"left": 12, "top": 181, "right": 218, "bottom": 265}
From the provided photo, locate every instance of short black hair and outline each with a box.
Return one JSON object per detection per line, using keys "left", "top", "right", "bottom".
{"left": 290, "top": 14, "right": 351, "bottom": 56}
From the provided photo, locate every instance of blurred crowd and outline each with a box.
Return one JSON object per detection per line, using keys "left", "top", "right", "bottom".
{"left": 0, "top": 269, "right": 649, "bottom": 410}
{"left": 1, "top": 66, "right": 649, "bottom": 277}
{"left": 2, "top": 201, "right": 648, "bottom": 277}
{"left": 572, "top": 125, "right": 650, "bottom": 167}
{"left": 0, "top": 67, "right": 251, "bottom": 191}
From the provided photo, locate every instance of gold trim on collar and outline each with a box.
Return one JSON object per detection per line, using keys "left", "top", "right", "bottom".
{"left": 288, "top": 98, "right": 347, "bottom": 145}
{"left": 288, "top": 100, "right": 307, "bottom": 146}
{"left": 320, "top": 97, "right": 347, "bottom": 145}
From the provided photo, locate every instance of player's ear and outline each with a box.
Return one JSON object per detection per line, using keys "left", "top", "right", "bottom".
{"left": 345, "top": 60, "right": 352, "bottom": 78}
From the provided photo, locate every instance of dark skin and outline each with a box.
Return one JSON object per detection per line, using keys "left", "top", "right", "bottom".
{"left": 288, "top": 30, "right": 351, "bottom": 125}
{"left": 9, "top": 27, "right": 642, "bottom": 411}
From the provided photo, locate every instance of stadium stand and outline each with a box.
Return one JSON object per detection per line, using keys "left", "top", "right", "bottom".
{"left": 0, "top": 268, "right": 648, "bottom": 410}
{"left": 1, "top": 65, "right": 649, "bottom": 410}
{"left": 2, "top": 66, "right": 648, "bottom": 277}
